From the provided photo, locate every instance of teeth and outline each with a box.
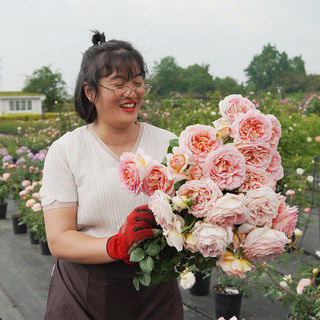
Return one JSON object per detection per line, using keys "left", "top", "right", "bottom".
{"left": 121, "top": 103, "right": 135, "bottom": 108}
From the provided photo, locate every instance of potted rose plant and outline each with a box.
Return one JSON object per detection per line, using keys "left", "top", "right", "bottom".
{"left": 0, "top": 172, "right": 11, "bottom": 219}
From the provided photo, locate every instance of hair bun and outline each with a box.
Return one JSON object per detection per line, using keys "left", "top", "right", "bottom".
{"left": 91, "top": 30, "right": 106, "bottom": 45}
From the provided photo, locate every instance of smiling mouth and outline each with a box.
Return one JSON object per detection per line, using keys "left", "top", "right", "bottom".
{"left": 120, "top": 103, "right": 136, "bottom": 109}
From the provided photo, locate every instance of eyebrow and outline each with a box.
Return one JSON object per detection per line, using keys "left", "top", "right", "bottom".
{"left": 109, "top": 73, "right": 144, "bottom": 80}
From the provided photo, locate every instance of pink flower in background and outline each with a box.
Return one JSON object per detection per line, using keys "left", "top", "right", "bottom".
{"left": 239, "top": 165, "right": 276, "bottom": 192}
{"left": 219, "top": 94, "right": 256, "bottom": 123}
{"left": 21, "top": 180, "right": 31, "bottom": 188}
{"left": 142, "top": 162, "right": 174, "bottom": 196}
{"left": 285, "top": 189, "right": 295, "bottom": 197}
{"left": 266, "top": 150, "right": 284, "bottom": 181}
{"left": 216, "top": 250, "right": 255, "bottom": 279}
{"left": 296, "top": 278, "right": 312, "bottom": 294}
{"left": 185, "top": 164, "right": 203, "bottom": 181}
{"left": 192, "top": 222, "right": 233, "bottom": 258}
{"left": 304, "top": 207, "right": 311, "bottom": 213}
{"left": 178, "top": 124, "right": 223, "bottom": 163}
{"left": 2, "top": 173, "right": 10, "bottom": 181}
{"left": 234, "top": 142, "right": 273, "bottom": 170}
{"left": 166, "top": 147, "right": 190, "bottom": 182}
{"left": 272, "top": 205, "right": 298, "bottom": 238}
{"left": 206, "top": 193, "right": 249, "bottom": 227}
{"left": 241, "top": 227, "right": 287, "bottom": 262}
{"left": 203, "top": 145, "right": 246, "bottom": 190}
{"left": 176, "top": 178, "right": 222, "bottom": 218}
{"left": 245, "top": 187, "right": 280, "bottom": 227}
{"left": 232, "top": 110, "right": 273, "bottom": 144}
{"left": 266, "top": 114, "right": 282, "bottom": 149}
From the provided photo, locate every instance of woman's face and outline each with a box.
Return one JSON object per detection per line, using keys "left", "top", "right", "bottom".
{"left": 93, "top": 71, "right": 145, "bottom": 129}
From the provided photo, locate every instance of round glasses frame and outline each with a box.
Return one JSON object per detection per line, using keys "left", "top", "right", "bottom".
{"left": 99, "top": 83, "right": 152, "bottom": 99}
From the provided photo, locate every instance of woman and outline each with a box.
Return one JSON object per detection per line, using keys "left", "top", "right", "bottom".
{"left": 40, "top": 30, "right": 184, "bottom": 319}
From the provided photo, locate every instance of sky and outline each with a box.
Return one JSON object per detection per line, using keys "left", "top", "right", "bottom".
{"left": 0, "top": 0, "right": 319, "bottom": 94}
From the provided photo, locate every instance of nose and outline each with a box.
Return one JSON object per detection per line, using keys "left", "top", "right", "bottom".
{"left": 126, "top": 87, "right": 138, "bottom": 99}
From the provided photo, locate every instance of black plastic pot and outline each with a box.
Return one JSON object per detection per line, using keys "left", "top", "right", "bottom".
{"left": 29, "top": 230, "right": 39, "bottom": 245}
{"left": 0, "top": 203, "right": 7, "bottom": 219}
{"left": 213, "top": 285, "right": 243, "bottom": 320}
{"left": 11, "top": 214, "right": 27, "bottom": 234}
{"left": 189, "top": 271, "right": 211, "bottom": 296}
{"left": 40, "top": 240, "right": 51, "bottom": 255}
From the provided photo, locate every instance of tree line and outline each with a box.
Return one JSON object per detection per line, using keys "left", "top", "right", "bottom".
{"left": 22, "top": 43, "right": 320, "bottom": 112}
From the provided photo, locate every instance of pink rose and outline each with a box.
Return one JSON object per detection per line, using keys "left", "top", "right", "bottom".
{"left": 216, "top": 250, "right": 255, "bottom": 279}
{"left": 232, "top": 110, "right": 273, "bottom": 144}
{"left": 234, "top": 142, "right": 273, "bottom": 170}
{"left": 296, "top": 278, "right": 312, "bottom": 294}
{"left": 285, "top": 190, "right": 295, "bottom": 197}
{"left": 206, "top": 193, "right": 249, "bottom": 227}
{"left": 185, "top": 164, "right": 203, "bottom": 180}
{"left": 184, "top": 233, "right": 197, "bottom": 253}
{"left": 219, "top": 94, "right": 256, "bottom": 123}
{"left": 265, "top": 150, "right": 284, "bottom": 181}
{"left": 148, "top": 190, "right": 175, "bottom": 229}
{"left": 178, "top": 124, "right": 223, "bottom": 163}
{"left": 166, "top": 147, "right": 190, "bottom": 182}
{"left": 272, "top": 202, "right": 298, "bottom": 238}
{"left": 266, "top": 114, "right": 281, "bottom": 149}
{"left": 241, "top": 227, "right": 288, "bottom": 262}
{"left": 203, "top": 145, "right": 246, "bottom": 190}
{"left": 2, "top": 173, "right": 10, "bottom": 181}
{"left": 192, "top": 222, "right": 233, "bottom": 258}
{"left": 118, "top": 151, "right": 151, "bottom": 195}
{"left": 176, "top": 178, "right": 222, "bottom": 218}
{"left": 245, "top": 187, "right": 280, "bottom": 227}
{"left": 239, "top": 165, "right": 276, "bottom": 192}
{"left": 142, "top": 161, "right": 174, "bottom": 196}
{"left": 163, "top": 215, "right": 185, "bottom": 252}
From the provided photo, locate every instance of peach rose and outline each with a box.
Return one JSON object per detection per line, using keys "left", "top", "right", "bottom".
{"left": 245, "top": 187, "right": 280, "bottom": 227}
{"left": 219, "top": 94, "right": 256, "bottom": 123}
{"left": 192, "top": 222, "right": 233, "bottom": 258}
{"left": 203, "top": 145, "right": 246, "bottom": 190}
{"left": 213, "top": 117, "right": 232, "bottom": 138}
{"left": 206, "top": 193, "right": 249, "bottom": 228}
{"left": 216, "top": 250, "right": 255, "bottom": 279}
{"left": 184, "top": 233, "right": 197, "bottom": 253}
{"left": 178, "top": 124, "right": 223, "bottom": 163}
{"left": 176, "top": 178, "right": 222, "bottom": 218}
{"left": 232, "top": 110, "right": 273, "bottom": 144}
{"left": 272, "top": 203, "right": 298, "bottom": 238}
{"left": 265, "top": 150, "right": 284, "bottom": 181}
{"left": 142, "top": 161, "right": 174, "bottom": 196}
{"left": 296, "top": 278, "right": 312, "bottom": 294}
{"left": 241, "top": 227, "right": 287, "bottom": 262}
{"left": 163, "top": 215, "right": 185, "bottom": 252}
{"left": 234, "top": 142, "right": 273, "bottom": 170}
{"left": 239, "top": 165, "right": 276, "bottom": 192}
{"left": 266, "top": 114, "right": 282, "bottom": 149}
{"left": 185, "top": 164, "right": 203, "bottom": 180}
{"left": 2, "top": 173, "right": 10, "bottom": 181}
{"left": 166, "top": 147, "right": 190, "bottom": 182}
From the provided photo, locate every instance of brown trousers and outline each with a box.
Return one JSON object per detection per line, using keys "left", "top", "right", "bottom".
{"left": 45, "top": 259, "right": 184, "bottom": 320}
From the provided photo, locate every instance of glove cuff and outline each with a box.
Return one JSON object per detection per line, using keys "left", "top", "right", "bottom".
{"left": 106, "top": 235, "right": 123, "bottom": 260}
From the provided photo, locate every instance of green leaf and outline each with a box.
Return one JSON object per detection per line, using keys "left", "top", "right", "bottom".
{"left": 139, "top": 256, "right": 154, "bottom": 274}
{"left": 145, "top": 241, "right": 162, "bottom": 256}
{"left": 161, "top": 259, "right": 173, "bottom": 270}
{"left": 133, "top": 277, "right": 140, "bottom": 291}
{"left": 167, "top": 138, "right": 179, "bottom": 154}
{"left": 139, "top": 273, "right": 151, "bottom": 287}
{"left": 174, "top": 179, "right": 187, "bottom": 191}
{"left": 130, "top": 248, "right": 146, "bottom": 262}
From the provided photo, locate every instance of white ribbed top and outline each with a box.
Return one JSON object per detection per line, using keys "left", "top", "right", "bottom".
{"left": 40, "top": 122, "right": 177, "bottom": 238}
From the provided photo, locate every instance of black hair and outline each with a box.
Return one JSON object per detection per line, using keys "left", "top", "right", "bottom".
{"left": 74, "top": 30, "right": 148, "bottom": 123}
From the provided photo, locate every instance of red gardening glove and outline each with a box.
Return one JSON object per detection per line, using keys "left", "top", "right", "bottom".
{"left": 107, "top": 205, "right": 159, "bottom": 265}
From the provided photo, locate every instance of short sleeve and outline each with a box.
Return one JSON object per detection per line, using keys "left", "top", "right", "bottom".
{"left": 40, "top": 140, "right": 78, "bottom": 207}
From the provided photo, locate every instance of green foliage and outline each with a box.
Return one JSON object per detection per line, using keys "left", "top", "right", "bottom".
{"left": 23, "top": 65, "right": 68, "bottom": 112}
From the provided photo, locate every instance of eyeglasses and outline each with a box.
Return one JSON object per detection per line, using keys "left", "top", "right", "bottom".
{"left": 99, "top": 83, "right": 152, "bottom": 99}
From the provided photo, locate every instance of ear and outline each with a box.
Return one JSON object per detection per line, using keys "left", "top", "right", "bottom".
{"left": 83, "top": 82, "right": 93, "bottom": 102}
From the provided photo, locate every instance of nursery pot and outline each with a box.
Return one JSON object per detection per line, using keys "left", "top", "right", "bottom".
{"left": 0, "top": 203, "right": 7, "bottom": 220}
{"left": 213, "top": 285, "right": 243, "bottom": 320}
{"left": 189, "top": 271, "right": 212, "bottom": 296}
{"left": 29, "top": 230, "right": 39, "bottom": 245}
{"left": 11, "top": 214, "right": 27, "bottom": 234}
{"left": 40, "top": 240, "right": 51, "bottom": 255}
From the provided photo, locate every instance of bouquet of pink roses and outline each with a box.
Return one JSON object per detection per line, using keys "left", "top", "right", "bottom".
{"left": 118, "top": 94, "right": 298, "bottom": 291}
